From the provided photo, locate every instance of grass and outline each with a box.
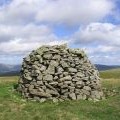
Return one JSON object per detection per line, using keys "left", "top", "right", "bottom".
{"left": 100, "top": 68, "right": 120, "bottom": 79}
{"left": 0, "top": 69, "right": 120, "bottom": 120}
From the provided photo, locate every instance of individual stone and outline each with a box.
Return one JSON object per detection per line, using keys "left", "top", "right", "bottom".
{"left": 24, "top": 84, "right": 30, "bottom": 88}
{"left": 46, "top": 89, "right": 59, "bottom": 96}
{"left": 52, "top": 55, "right": 61, "bottom": 60}
{"left": 64, "top": 81, "right": 72, "bottom": 84}
{"left": 68, "top": 49, "right": 84, "bottom": 56}
{"left": 82, "top": 94, "right": 87, "bottom": 100}
{"left": 82, "top": 77, "right": 89, "bottom": 81}
{"left": 58, "top": 82, "right": 63, "bottom": 87}
{"left": 77, "top": 94, "right": 83, "bottom": 100}
{"left": 53, "top": 98, "right": 59, "bottom": 103}
{"left": 37, "top": 75, "right": 43, "bottom": 81}
{"left": 32, "top": 65, "right": 39, "bottom": 70}
{"left": 91, "top": 91, "right": 101, "bottom": 99}
{"left": 75, "top": 72, "right": 85, "bottom": 77}
{"left": 83, "top": 86, "right": 91, "bottom": 91}
{"left": 18, "top": 78, "right": 24, "bottom": 84}
{"left": 88, "top": 98, "right": 93, "bottom": 101}
{"left": 40, "top": 98, "right": 46, "bottom": 103}
{"left": 86, "top": 81, "right": 90, "bottom": 85}
{"left": 31, "top": 70, "right": 40, "bottom": 77}
{"left": 70, "top": 63, "right": 76, "bottom": 67}
{"left": 76, "top": 81, "right": 83, "bottom": 85}
{"left": 37, "top": 81, "right": 43, "bottom": 85}
{"left": 60, "top": 61, "right": 69, "bottom": 68}
{"left": 39, "top": 58, "right": 43, "bottom": 63}
{"left": 82, "top": 89, "right": 90, "bottom": 96}
{"left": 39, "top": 65, "right": 46, "bottom": 71}
{"left": 49, "top": 82, "right": 58, "bottom": 86}
{"left": 46, "top": 65, "right": 55, "bottom": 74}
{"left": 72, "top": 78, "right": 80, "bottom": 82}
{"left": 69, "top": 89, "right": 75, "bottom": 93}
{"left": 34, "top": 96, "right": 40, "bottom": 101}
{"left": 58, "top": 44, "right": 67, "bottom": 49}
{"left": 57, "top": 67, "right": 64, "bottom": 74}
{"left": 93, "top": 98, "right": 100, "bottom": 102}
{"left": 36, "top": 55, "right": 41, "bottom": 59}
{"left": 43, "top": 75, "right": 53, "bottom": 81}
{"left": 60, "top": 84, "right": 68, "bottom": 89}
{"left": 53, "top": 76, "right": 58, "bottom": 80}
{"left": 45, "top": 83, "right": 57, "bottom": 91}
{"left": 35, "top": 70, "right": 41, "bottom": 74}
{"left": 38, "top": 92, "right": 52, "bottom": 97}
{"left": 30, "top": 89, "right": 51, "bottom": 98}
{"left": 63, "top": 72, "right": 69, "bottom": 76}
{"left": 59, "top": 75, "right": 72, "bottom": 82}
{"left": 43, "top": 54, "right": 52, "bottom": 59}
{"left": 49, "top": 60, "right": 59, "bottom": 67}
{"left": 24, "top": 74, "right": 32, "bottom": 81}
{"left": 59, "top": 74, "right": 63, "bottom": 78}
{"left": 61, "top": 89, "right": 68, "bottom": 94}
{"left": 68, "top": 68, "right": 77, "bottom": 73}
{"left": 24, "top": 69, "right": 29, "bottom": 73}
{"left": 24, "top": 56, "right": 30, "bottom": 62}
{"left": 38, "top": 88, "right": 44, "bottom": 92}
{"left": 69, "top": 93, "right": 76, "bottom": 100}
{"left": 28, "top": 85, "right": 34, "bottom": 91}
{"left": 49, "top": 48, "right": 60, "bottom": 53}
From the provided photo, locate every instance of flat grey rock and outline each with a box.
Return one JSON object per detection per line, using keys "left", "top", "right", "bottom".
{"left": 69, "top": 93, "right": 76, "bottom": 100}
{"left": 68, "top": 68, "right": 77, "bottom": 73}
{"left": 43, "top": 75, "right": 53, "bottom": 81}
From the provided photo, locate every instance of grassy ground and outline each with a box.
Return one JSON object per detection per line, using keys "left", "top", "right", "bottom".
{"left": 0, "top": 71, "right": 120, "bottom": 120}
{"left": 100, "top": 68, "right": 120, "bottom": 79}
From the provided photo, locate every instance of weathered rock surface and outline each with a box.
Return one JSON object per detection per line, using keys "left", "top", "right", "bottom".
{"left": 18, "top": 44, "right": 104, "bottom": 102}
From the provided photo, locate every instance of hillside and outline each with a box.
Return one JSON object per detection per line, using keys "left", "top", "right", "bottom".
{"left": 95, "top": 64, "right": 120, "bottom": 71}
{"left": 100, "top": 68, "right": 120, "bottom": 79}
{"left": 0, "top": 64, "right": 21, "bottom": 76}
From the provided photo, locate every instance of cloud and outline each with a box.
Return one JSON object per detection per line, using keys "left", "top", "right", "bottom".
{"left": 89, "top": 54, "right": 120, "bottom": 65}
{"left": 0, "top": 0, "right": 39, "bottom": 24}
{"left": 0, "top": 24, "right": 52, "bottom": 43}
{"left": 73, "top": 22, "right": 120, "bottom": 46}
{"left": 0, "top": 0, "right": 115, "bottom": 25}
{"left": 0, "top": 24, "right": 68, "bottom": 54}
{"left": 36, "top": 0, "right": 114, "bottom": 25}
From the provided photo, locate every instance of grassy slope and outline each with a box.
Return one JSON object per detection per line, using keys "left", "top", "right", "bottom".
{"left": 0, "top": 70, "right": 120, "bottom": 120}
{"left": 100, "top": 68, "right": 120, "bottom": 79}
{"left": 99, "top": 68, "right": 120, "bottom": 88}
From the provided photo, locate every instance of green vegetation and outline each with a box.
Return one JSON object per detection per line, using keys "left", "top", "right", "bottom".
{"left": 100, "top": 68, "right": 120, "bottom": 79}
{"left": 0, "top": 69, "right": 120, "bottom": 120}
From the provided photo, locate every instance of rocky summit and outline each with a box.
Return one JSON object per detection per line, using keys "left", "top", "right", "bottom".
{"left": 17, "top": 44, "right": 104, "bottom": 102}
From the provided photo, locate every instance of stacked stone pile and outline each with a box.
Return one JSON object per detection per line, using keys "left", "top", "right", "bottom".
{"left": 18, "top": 44, "right": 104, "bottom": 102}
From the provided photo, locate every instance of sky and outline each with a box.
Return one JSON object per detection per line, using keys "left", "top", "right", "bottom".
{"left": 0, "top": 0, "right": 120, "bottom": 65}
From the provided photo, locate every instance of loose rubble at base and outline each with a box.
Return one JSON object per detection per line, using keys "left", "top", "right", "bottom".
{"left": 17, "top": 44, "right": 105, "bottom": 102}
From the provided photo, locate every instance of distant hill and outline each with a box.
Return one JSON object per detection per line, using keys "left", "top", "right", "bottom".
{"left": 0, "top": 71, "right": 20, "bottom": 76}
{"left": 0, "top": 64, "right": 21, "bottom": 76}
{"left": 95, "top": 64, "right": 120, "bottom": 71}
{"left": 0, "top": 64, "right": 21, "bottom": 73}
{"left": 0, "top": 63, "right": 120, "bottom": 76}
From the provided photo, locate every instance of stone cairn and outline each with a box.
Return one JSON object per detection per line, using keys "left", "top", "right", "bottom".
{"left": 18, "top": 44, "right": 104, "bottom": 102}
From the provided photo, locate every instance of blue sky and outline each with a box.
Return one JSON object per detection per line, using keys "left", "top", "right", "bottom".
{"left": 0, "top": 0, "right": 120, "bottom": 65}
